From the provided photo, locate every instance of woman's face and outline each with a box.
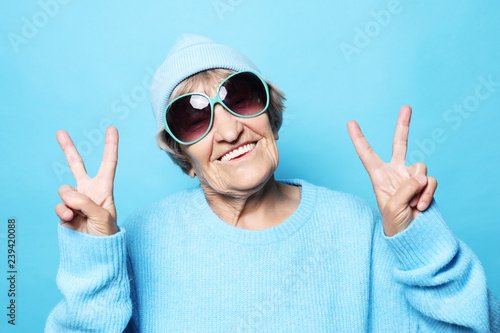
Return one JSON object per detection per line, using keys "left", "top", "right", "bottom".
{"left": 179, "top": 80, "right": 280, "bottom": 197}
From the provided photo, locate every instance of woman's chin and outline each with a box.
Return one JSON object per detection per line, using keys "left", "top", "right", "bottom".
{"left": 207, "top": 169, "right": 275, "bottom": 197}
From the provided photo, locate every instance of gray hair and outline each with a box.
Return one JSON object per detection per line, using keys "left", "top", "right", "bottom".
{"left": 156, "top": 68, "right": 286, "bottom": 175}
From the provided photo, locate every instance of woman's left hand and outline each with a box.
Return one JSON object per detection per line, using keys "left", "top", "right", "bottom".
{"left": 347, "top": 105, "right": 438, "bottom": 237}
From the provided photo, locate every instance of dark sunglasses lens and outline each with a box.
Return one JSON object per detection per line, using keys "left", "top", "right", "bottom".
{"left": 220, "top": 72, "right": 267, "bottom": 116}
{"left": 166, "top": 95, "right": 211, "bottom": 143}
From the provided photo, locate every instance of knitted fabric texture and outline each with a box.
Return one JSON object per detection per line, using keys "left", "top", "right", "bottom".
{"left": 45, "top": 179, "right": 500, "bottom": 332}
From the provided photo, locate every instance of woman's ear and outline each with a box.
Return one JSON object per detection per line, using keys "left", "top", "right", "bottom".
{"left": 185, "top": 157, "right": 196, "bottom": 178}
{"left": 188, "top": 168, "right": 196, "bottom": 178}
{"left": 180, "top": 148, "right": 196, "bottom": 178}
{"left": 273, "top": 130, "right": 279, "bottom": 140}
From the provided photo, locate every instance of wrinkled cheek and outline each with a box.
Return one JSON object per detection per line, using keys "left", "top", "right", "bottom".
{"left": 197, "top": 166, "right": 227, "bottom": 190}
{"left": 270, "top": 146, "right": 280, "bottom": 169}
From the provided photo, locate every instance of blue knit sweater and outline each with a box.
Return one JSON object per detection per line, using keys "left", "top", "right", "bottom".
{"left": 45, "top": 179, "right": 500, "bottom": 332}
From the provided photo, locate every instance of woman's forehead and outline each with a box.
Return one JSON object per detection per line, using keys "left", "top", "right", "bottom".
{"left": 190, "top": 79, "right": 218, "bottom": 95}
{"left": 188, "top": 75, "right": 225, "bottom": 97}
{"left": 173, "top": 69, "right": 235, "bottom": 99}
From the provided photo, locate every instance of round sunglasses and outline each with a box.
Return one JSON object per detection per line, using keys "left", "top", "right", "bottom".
{"left": 164, "top": 70, "right": 270, "bottom": 145}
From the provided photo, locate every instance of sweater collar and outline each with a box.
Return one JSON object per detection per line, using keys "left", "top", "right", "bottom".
{"left": 191, "top": 179, "right": 317, "bottom": 245}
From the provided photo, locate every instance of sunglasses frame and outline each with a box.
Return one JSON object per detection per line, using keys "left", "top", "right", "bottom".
{"left": 164, "top": 70, "right": 270, "bottom": 145}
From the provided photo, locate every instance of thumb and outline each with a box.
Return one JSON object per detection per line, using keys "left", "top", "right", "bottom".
{"left": 60, "top": 189, "right": 108, "bottom": 220}
{"left": 390, "top": 176, "right": 428, "bottom": 209}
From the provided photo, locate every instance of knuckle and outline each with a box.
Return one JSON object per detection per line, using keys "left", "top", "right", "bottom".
{"left": 416, "top": 162, "right": 427, "bottom": 174}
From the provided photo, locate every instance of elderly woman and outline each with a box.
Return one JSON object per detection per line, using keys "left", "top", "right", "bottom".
{"left": 46, "top": 34, "right": 499, "bottom": 332}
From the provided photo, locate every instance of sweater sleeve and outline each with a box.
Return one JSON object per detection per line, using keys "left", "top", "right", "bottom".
{"left": 379, "top": 198, "right": 500, "bottom": 332}
{"left": 45, "top": 224, "right": 133, "bottom": 332}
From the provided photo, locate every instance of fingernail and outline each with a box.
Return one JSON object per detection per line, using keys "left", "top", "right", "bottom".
{"left": 418, "top": 202, "right": 426, "bottom": 210}
{"left": 415, "top": 176, "right": 426, "bottom": 185}
{"left": 64, "top": 191, "right": 75, "bottom": 200}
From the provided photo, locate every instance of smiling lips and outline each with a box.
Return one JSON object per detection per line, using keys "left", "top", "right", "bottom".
{"left": 220, "top": 143, "right": 256, "bottom": 162}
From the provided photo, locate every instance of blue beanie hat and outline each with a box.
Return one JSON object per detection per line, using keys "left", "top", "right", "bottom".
{"left": 150, "top": 33, "right": 262, "bottom": 131}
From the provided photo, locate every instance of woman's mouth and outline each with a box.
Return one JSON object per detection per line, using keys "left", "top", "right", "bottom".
{"left": 220, "top": 142, "right": 256, "bottom": 162}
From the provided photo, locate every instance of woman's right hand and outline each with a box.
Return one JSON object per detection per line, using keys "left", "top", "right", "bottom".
{"left": 55, "top": 126, "right": 119, "bottom": 236}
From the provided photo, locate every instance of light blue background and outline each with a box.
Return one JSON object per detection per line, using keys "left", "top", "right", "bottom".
{"left": 1, "top": 0, "right": 499, "bottom": 331}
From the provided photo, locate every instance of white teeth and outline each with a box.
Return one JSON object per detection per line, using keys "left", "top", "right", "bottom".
{"left": 220, "top": 143, "right": 256, "bottom": 161}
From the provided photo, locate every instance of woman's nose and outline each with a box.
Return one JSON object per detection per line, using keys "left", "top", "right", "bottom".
{"left": 212, "top": 103, "right": 243, "bottom": 143}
